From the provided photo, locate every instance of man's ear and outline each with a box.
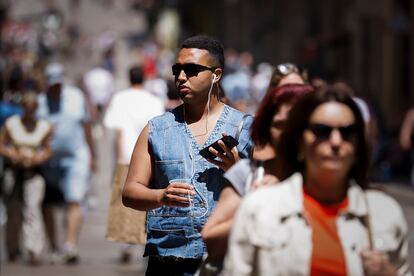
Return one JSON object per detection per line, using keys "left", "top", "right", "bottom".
{"left": 212, "top": 69, "right": 223, "bottom": 83}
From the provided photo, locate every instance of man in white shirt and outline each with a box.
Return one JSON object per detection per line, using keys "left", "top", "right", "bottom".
{"left": 83, "top": 66, "right": 115, "bottom": 118}
{"left": 104, "top": 65, "right": 165, "bottom": 164}
{"left": 104, "top": 65, "right": 164, "bottom": 262}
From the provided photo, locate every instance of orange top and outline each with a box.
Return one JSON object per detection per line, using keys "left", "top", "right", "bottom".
{"left": 303, "top": 190, "right": 349, "bottom": 276}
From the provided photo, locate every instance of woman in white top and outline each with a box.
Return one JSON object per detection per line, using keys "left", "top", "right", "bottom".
{"left": 0, "top": 92, "right": 52, "bottom": 265}
{"left": 224, "top": 87, "right": 410, "bottom": 275}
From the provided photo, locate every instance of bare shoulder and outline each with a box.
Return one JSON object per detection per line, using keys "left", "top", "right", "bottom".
{"left": 126, "top": 123, "right": 152, "bottom": 187}
{"left": 133, "top": 124, "right": 150, "bottom": 153}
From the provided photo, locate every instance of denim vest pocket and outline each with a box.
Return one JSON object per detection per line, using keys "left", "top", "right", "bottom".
{"left": 154, "top": 159, "right": 185, "bottom": 187}
{"left": 147, "top": 228, "right": 188, "bottom": 257}
{"left": 148, "top": 205, "right": 192, "bottom": 217}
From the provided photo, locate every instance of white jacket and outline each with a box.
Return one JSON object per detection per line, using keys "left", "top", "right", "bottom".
{"left": 223, "top": 173, "right": 411, "bottom": 276}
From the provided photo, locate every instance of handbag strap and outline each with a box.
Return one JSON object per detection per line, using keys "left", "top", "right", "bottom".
{"left": 235, "top": 114, "right": 250, "bottom": 141}
{"left": 363, "top": 191, "right": 374, "bottom": 250}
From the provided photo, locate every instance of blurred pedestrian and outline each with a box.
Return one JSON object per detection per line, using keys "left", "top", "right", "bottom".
{"left": 201, "top": 84, "right": 314, "bottom": 274}
{"left": 0, "top": 92, "right": 52, "bottom": 264}
{"left": 104, "top": 65, "right": 164, "bottom": 263}
{"left": 221, "top": 51, "right": 254, "bottom": 112}
{"left": 122, "top": 35, "right": 254, "bottom": 275}
{"left": 250, "top": 62, "right": 273, "bottom": 104}
{"left": 224, "top": 87, "right": 410, "bottom": 275}
{"left": 83, "top": 65, "right": 115, "bottom": 121}
{"left": 267, "top": 62, "right": 307, "bottom": 92}
{"left": 37, "top": 63, "right": 96, "bottom": 264}
{"left": 252, "top": 62, "right": 307, "bottom": 159}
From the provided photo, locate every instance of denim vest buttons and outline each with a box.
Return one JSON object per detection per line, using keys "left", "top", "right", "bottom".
{"left": 145, "top": 104, "right": 253, "bottom": 258}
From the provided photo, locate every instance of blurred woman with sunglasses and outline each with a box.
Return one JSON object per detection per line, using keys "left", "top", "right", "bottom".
{"left": 200, "top": 84, "right": 313, "bottom": 273}
{"left": 224, "top": 87, "right": 410, "bottom": 275}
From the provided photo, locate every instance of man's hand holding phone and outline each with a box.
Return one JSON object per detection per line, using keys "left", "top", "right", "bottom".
{"left": 199, "top": 133, "right": 240, "bottom": 171}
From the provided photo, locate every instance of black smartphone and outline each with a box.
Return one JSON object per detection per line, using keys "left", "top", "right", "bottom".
{"left": 199, "top": 135, "right": 239, "bottom": 159}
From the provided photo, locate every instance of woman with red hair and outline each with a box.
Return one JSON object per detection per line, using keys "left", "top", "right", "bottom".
{"left": 200, "top": 83, "right": 314, "bottom": 273}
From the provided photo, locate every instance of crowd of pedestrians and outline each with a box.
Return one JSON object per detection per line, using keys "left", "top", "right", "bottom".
{"left": 0, "top": 29, "right": 412, "bottom": 275}
{"left": 0, "top": 2, "right": 412, "bottom": 275}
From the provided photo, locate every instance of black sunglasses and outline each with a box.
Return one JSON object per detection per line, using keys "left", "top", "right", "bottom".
{"left": 172, "top": 63, "right": 217, "bottom": 77}
{"left": 308, "top": 123, "right": 357, "bottom": 141}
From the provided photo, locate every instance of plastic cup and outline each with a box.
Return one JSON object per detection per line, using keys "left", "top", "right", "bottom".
{"left": 169, "top": 178, "right": 193, "bottom": 206}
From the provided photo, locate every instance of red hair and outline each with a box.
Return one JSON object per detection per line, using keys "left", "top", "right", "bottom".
{"left": 251, "top": 84, "right": 314, "bottom": 147}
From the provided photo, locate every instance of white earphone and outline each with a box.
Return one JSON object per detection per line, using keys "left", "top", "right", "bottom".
{"left": 212, "top": 73, "right": 217, "bottom": 83}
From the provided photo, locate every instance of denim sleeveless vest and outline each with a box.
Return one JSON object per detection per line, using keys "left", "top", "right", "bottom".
{"left": 145, "top": 104, "right": 253, "bottom": 258}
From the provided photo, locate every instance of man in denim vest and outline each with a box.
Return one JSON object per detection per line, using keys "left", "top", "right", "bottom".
{"left": 122, "top": 35, "right": 253, "bottom": 275}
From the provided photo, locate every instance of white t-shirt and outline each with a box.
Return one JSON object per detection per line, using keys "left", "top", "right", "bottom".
{"left": 83, "top": 67, "right": 114, "bottom": 106}
{"left": 144, "top": 78, "right": 168, "bottom": 103}
{"left": 6, "top": 115, "right": 51, "bottom": 158}
{"left": 103, "top": 88, "right": 165, "bottom": 164}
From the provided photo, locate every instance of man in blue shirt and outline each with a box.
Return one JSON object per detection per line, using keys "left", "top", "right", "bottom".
{"left": 38, "top": 63, "right": 96, "bottom": 264}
